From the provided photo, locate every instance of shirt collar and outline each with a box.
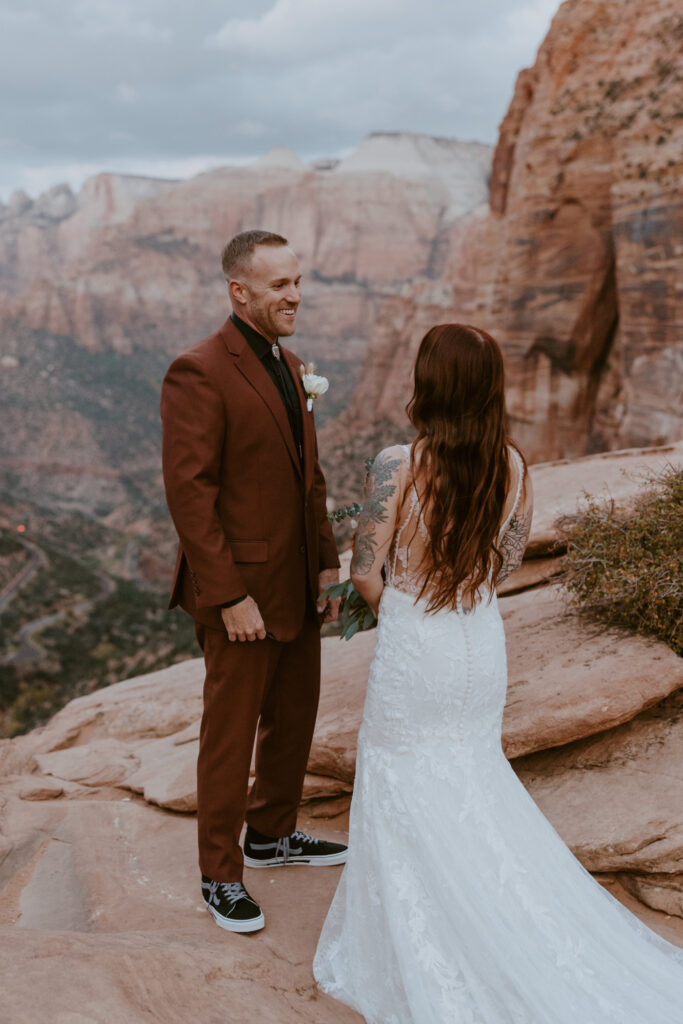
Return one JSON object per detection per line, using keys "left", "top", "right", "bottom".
{"left": 230, "top": 313, "right": 276, "bottom": 361}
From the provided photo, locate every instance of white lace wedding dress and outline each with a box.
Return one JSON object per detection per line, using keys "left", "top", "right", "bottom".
{"left": 314, "top": 446, "right": 683, "bottom": 1023}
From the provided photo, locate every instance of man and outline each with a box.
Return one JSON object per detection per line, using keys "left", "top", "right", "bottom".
{"left": 161, "top": 230, "right": 346, "bottom": 934}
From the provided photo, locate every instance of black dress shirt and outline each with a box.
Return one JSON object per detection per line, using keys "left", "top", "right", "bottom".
{"left": 230, "top": 313, "right": 304, "bottom": 462}
{"left": 221, "top": 313, "right": 305, "bottom": 609}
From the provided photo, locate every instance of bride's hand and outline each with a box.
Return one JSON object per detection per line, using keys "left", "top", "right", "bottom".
{"left": 317, "top": 568, "right": 341, "bottom": 622}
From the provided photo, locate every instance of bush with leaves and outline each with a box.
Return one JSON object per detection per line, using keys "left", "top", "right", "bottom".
{"left": 558, "top": 466, "right": 682, "bottom": 655}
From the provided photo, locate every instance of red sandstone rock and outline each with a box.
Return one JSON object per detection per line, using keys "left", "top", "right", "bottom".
{"left": 525, "top": 439, "right": 683, "bottom": 555}
{"left": 0, "top": 795, "right": 358, "bottom": 1023}
{"left": 17, "top": 777, "right": 64, "bottom": 801}
{"left": 327, "top": 0, "right": 683, "bottom": 469}
{"left": 500, "top": 584, "right": 683, "bottom": 757}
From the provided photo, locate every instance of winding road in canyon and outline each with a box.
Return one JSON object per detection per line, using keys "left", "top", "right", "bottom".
{"left": 0, "top": 544, "right": 116, "bottom": 666}
{"left": 0, "top": 541, "right": 46, "bottom": 615}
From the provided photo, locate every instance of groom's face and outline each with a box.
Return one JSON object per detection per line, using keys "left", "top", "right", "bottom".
{"left": 234, "top": 244, "right": 302, "bottom": 342}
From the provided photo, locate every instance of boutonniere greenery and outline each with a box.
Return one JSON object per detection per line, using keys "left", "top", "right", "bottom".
{"left": 299, "top": 361, "right": 329, "bottom": 412}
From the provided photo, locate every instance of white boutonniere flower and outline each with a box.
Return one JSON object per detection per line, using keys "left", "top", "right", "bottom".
{"left": 299, "top": 361, "right": 329, "bottom": 412}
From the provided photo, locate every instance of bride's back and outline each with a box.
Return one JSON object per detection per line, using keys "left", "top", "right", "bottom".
{"left": 385, "top": 442, "right": 526, "bottom": 609}
{"left": 349, "top": 324, "right": 533, "bottom": 616}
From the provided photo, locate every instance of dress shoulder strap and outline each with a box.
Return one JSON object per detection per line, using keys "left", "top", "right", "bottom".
{"left": 385, "top": 443, "right": 425, "bottom": 589}
{"left": 498, "top": 447, "right": 525, "bottom": 537}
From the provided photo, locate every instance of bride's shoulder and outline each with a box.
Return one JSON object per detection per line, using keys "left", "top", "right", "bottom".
{"left": 365, "top": 445, "right": 409, "bottom": 498}
{"left": 505, "top": 443, "right": 533, "bottom": 508}
{"left": 506, "top": 443, "right": 527, "bottom": 480}
{"left": 370, "top": 443, "right": 410, "bottom": 472}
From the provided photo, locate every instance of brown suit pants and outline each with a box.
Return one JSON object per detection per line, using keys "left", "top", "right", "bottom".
{"left": 195, "top": 607, "right": 321, "bottom": 882}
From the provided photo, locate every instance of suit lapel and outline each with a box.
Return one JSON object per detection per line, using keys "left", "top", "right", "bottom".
{"left": 220, "top": 318, "right": 302, "bottom": 478}
{"left": 282, "top": 347, "right": 315, "bottom": 493}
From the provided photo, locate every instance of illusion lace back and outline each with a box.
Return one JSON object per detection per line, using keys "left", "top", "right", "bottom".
{"left": 386, "top": 445, "right": 525, "bottom": 606}
{"left": 313, "top": 445, "right": 683, "bottom": 1024}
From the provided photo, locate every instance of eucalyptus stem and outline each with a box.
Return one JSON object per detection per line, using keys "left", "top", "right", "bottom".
{"left": 327, "top": 502, "right": 363, "bottom": 523}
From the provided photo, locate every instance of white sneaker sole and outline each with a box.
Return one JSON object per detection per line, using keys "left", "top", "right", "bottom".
{"left": 243, "top": 850, "right": 348, "bottom": 869}
{"left": 206, "top": 903, "right": 265, "bottom": 933}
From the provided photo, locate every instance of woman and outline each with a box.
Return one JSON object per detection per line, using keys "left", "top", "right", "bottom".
{"left": 314, "top": 324, "right": 683, "bottom": 1023}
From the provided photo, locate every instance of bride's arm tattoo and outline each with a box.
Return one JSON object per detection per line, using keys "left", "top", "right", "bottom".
{"left": 497, "top": 507, "right": 533, "bottom": 584}
{"left": 351, "top": 453, "right": 402, "bottom": 576}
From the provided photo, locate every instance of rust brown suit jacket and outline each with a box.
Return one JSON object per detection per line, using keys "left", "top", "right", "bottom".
{"left": 160, "top": 316, "right": 340, "bottom": 640}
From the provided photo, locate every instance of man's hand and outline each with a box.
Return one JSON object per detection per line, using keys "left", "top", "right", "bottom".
{"left": 221, "top": 596, "right": 266, "bottom": 642}
{"left": 317, "top": 568, "right": 341, "bottom": 624}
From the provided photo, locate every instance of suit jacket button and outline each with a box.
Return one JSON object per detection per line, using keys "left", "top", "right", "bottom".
{"left": 299, "top": 545, "right": 305, "bottom": 554}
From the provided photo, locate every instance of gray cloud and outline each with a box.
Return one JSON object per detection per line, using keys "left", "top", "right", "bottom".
{"left": 0, "top": 0, "right": 559, "bottom": 199}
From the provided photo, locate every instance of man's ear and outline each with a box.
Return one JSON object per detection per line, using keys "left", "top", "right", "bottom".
{"left": 228, "top": 278, "right": 248, "bottom": 307}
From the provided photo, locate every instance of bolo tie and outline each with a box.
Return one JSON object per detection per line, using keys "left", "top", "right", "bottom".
{"left": 271, "top": 342, "right": 303, "bottom": 463}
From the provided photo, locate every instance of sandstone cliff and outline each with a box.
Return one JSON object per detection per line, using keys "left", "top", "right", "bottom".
{"left": 0, "top": 133, "right": 491, "bottom": 514}
{"left": 330, "top": 0, "right": 683, "bottom": 470}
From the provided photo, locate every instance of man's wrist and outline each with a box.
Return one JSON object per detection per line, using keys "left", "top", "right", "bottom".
{"left": 221, "top": 594, "right": 247, "bottom": 609}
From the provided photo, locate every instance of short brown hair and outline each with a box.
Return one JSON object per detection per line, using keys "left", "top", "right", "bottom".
{"left": 221, "top": 230, "right": 288, "bottom": 279}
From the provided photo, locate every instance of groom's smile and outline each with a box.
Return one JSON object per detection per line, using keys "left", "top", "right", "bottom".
{"left": 230, "top": 244, "right": 302, "bottom": 343}
{"left": 277, "top": 305, "right": 298, "bottom": 326}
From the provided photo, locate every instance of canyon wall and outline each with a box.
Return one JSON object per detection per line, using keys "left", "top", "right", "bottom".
{"left": 330, "top": 0, "right": 683, "bottom": 472}
{"left": 0, "top": 134, "right": 491, "bottom": 512}
{"left": 1, "top": 0, "right": 681, "bottom": 516}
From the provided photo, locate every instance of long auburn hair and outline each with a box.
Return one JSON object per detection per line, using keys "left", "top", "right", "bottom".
{"left": 405, "top": 323, "right": 525, "bottom": 612}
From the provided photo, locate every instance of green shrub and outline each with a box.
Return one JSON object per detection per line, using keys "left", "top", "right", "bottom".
{"left": 558, "top": 466, "right": 682, "bottom": 655}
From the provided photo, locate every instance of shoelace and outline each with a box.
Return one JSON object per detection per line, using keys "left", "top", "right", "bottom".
{"left": 272, "top": 830, "right": 320, "bottom": 864}
{"left": 274, "top": 836, "right": 291, "bottom": 863}
{"left": 291, "top": 829, "right": 319, "bottom": 845}
{"left": 206, "top": 880, "right": 246, "bottom": 908}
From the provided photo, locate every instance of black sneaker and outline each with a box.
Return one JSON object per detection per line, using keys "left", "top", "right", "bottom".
{"left": 201, "top": 876, "right": 265, "bottom": 933}
{"left": 243, "top": 826, "right": 348, "bottom": 868}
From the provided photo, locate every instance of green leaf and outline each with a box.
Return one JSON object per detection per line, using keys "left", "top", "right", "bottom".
{"left": 344, "top": 620, "right": 360, "bottom": 640}
{"left": 362, "top": 608, "right": 376, "bottom": 629}
{"left": 320, "top": 581, "right": 349, "bottom": 600}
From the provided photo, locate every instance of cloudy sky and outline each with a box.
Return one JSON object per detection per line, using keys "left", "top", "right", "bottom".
{"left": 0, "top": 0, "right": 560, "bottom": 200}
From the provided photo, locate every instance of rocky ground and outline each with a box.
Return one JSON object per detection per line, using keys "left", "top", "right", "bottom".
{"left": 1, "top": 440, "right": 683, "bottom": 1022}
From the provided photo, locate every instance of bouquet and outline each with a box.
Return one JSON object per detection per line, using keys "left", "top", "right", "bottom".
{"left": 321, "top": 577, "right": 377, "bottom": 640}
{"left": 321, "top": 461, "right": 377, "bottom": 640}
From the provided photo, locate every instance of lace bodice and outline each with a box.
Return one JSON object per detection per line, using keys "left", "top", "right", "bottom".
{"left": 385, "top": 444, "right": 525, "bottom": 605}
